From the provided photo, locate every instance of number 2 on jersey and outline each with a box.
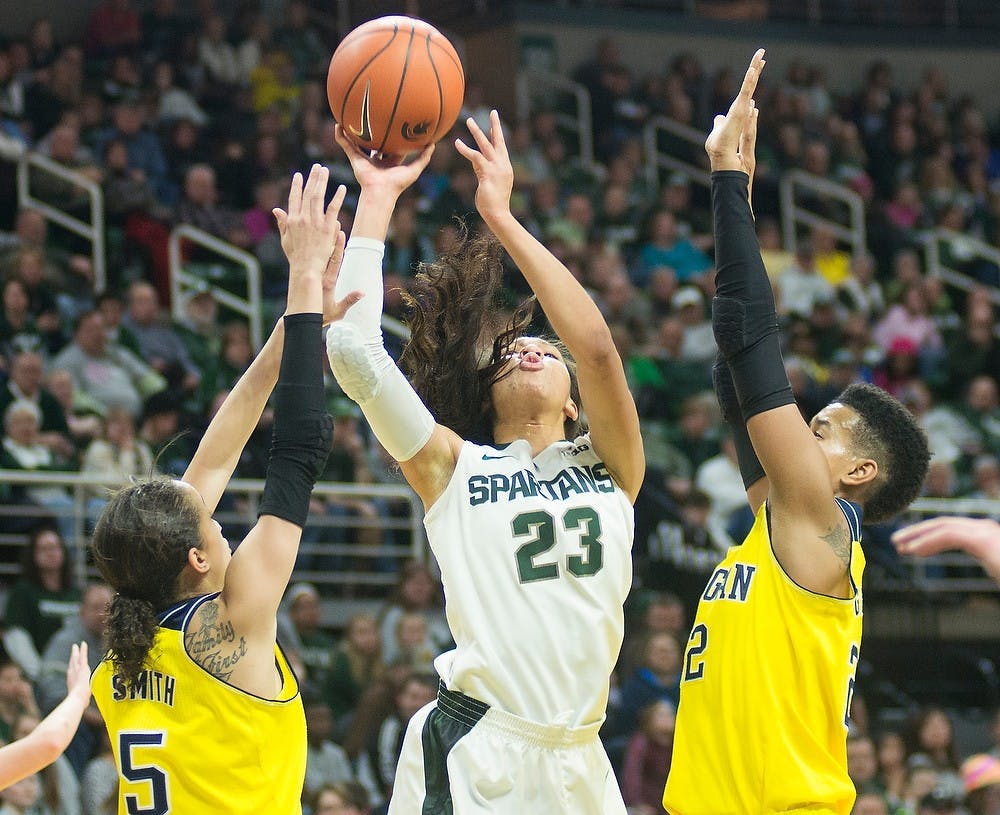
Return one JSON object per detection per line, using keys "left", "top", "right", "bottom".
{"left": 119, "top": 731, "right": 170, "bottom": 815}
{"left": 683, "top": 623, "right": 709, "bottom": 681}
{"left": 513, "top": 507, "right": 603, "bottom": 583}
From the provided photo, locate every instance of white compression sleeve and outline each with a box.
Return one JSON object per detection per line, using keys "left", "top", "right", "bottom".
{"left": 327, "top": 237, "right": 435, "bottom": 462}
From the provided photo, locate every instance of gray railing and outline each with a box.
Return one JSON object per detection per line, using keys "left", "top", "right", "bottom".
{"left": 922, "top": 228, "right": 1000, "bottom": 307}
{"left": 516, "top": 68, "right": 595, "bottom": 170}
{"left": 167, "top": 224, "right": 265, "bottom": 351}
{"left": 16, "top": 151, "right": 107, "bottom": 293}
{"left": 0, "top": 470, "right": 426, "bottom": 596}
{"left": 779, "top": 169, "right": 867, "bottom": 257}
{"left": 642, "top": 115, "right": 711, "bottom": 192}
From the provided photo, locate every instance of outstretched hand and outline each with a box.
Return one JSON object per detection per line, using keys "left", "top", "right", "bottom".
{"left": 705, "top": 48, "right": 765, "bottom": 188}
{"left": 455, "top": 109, "right": 514, "bottom": 224}
{"left": 66, "top": 642, "right": 91, "bottom": 702}
{"left": 892, "top": 516, "right": 1000, "bottom": 584}
{"left": 334, "top": 125, "right": 434, "bottom": 198}
{"left": 273, "top": 164, "right": 346, "bottom": 276}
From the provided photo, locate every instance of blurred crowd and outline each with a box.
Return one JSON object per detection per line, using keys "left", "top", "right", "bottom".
{"left": 1, "top": 1, "right": 1000, "bottom": 813}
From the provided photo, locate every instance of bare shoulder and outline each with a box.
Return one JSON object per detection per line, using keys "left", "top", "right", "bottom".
{"left": 183, "top": 598, "right": 249, "bottom": 683}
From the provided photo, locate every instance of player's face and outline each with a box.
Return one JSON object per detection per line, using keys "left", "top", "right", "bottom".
{"left": 491, "top": 337, "right": 575, "bottom": 424}
{"left": 809, "top": 403, "right": 874, "bottom": 491}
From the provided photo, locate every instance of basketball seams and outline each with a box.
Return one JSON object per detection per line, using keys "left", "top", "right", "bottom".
{"left": 425, "top": 34, "right": 445, "bottom": 141}
{"left": 374, "top": 22, "right": 415, "bottom": 155}
{"left": 428, "top": 35, "right": 464, "bottom": 80}
{"left": 333, "top": 28, "right": 398, "bottom": 128}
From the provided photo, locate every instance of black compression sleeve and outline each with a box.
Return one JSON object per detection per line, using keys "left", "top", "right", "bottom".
{"left": 712, "top": 356, "right": 766, "bottom": 490}
{"left": 710, "top": 170, "right": 795, "bottom": 422}
{"left": 258, "top": 313, "right": 333, "bottom": 527}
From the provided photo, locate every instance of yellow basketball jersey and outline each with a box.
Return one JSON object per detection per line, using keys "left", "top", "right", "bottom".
{"left": 92, "top": 593, "right": 306, "bottom": 815}
{"left": 663, "top": 498, "right": 865, "bottom": 815}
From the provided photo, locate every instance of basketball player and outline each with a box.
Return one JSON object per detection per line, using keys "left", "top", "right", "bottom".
{"left": 90, "top": 164, "right": 357, "bottom": 814}
{"left": 326, "top": 110, "right": 644, "bottom": 814}
{"left": 662, "top": 51, "right": 930, "bottom": 814}
{"left": 893, "top": 516, "right": 1000, "bottom": 586}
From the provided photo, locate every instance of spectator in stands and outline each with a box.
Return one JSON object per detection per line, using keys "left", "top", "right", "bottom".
{"left": 84, "top": 0, "right": 141, "bottom": 59}
{"left": 135, "top": 390, "right": 189, "bottom": 475}
{"left": 276, "top": 1, "right": 327, "bottom": 83}
{"left": 378, "top": 562, "right": 450, "bottom": 667}
{"left": 43, "top": 369, "right": 102, "bottom": 451}
{"left": 848, "top": 734, "right": 880, "bottom": 795}
{"left": 311, "top": 781, "right": 371, "bottom": 815}
{"left": 672, "top": 286, "right": 716, "bottom": 364}
{"left": 93, "top": 95, "right": 173, "bottom": 206}
{"left": 121, "top": 281, "right": 200, "bottom": 394}
{"left": 614, "top": 632, "right": 681, "bottom": 739}
{"left": 0, "top": 278, "right": 43, "bottom": 365}
{"left": 636, "top": 208, "right": 712, "bottom": 287}
{"left": 284, "top": 583, "right": 335, "bottom": 696}
{"left": 80, "top": 406, "right": 154, "bottom": 519}
{"left": 852, "top": 792, "right": 889, "bottom": 815}
{"left": 32, "top": 124, "right": 101, "bottom": 219}
{"left": 303, "top": 698, "right": 353, "bottom": 803}
{"left": 694, "top": 432, "right": 746, "bottom": 533}
{"left": 150, "top": 60, "right": 206, "bottom": 127}
{"left": 51, "top": 310, "right": 165, "bottom": 419}
{"left": 877, "top": 730, "right": 909, "bottom": 810}
{"left": 907, "top": 707, "right": 962, "bottom": 783}
{"left": 944, "top": 297, "right": 1000, "bottom": 400}
{"left": 874, "top": 338, "right": 923, "bottom": 399}
{"left": 632, "top": 318, "right": 711, "bottom": 423}
{"left": 838, "top": 253, "right": 885, "bottom": 321}
{"left": 0, "top": 352, "right": 72, "bottom": 461}
{"left": 3, "top": 526, "right": 80, "bottom": 657}
{"left": 621, "top": 699, "right": 675, "bottom": 815}
{"left": 0, "top": 773, "right": 42, "bottom": 814}
{"left": 175, "top": 163, "right": 250, "bottom": 247}
{"left": 326, "top": 613, "right": 383, "bottom": 722}
{"left": 37, "top": 583, "right": 111, "bottom": 777}
{"left": 777, "top": 240, "right": 836, "bottom": 317}
{"left": 0, "top": 660, "right": 38, "bottom": 743}
{"left": 5, "top": 249, "right": 61, "bottom": 354}
{"left": 873, "top": 283, "right": 944, "bottom": 360}
{"left": 197, "top": 14, "right": 240, "bottom": 91}
{"left": 0, "top": 400, "right": 76, "bottom": 540}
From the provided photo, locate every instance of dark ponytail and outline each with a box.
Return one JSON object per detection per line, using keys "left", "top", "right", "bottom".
{"left": 91, "top": 479, "right": 200, "bottom": 688}
{"left": 401, "top": 226, "right": 586, "bottom": 443}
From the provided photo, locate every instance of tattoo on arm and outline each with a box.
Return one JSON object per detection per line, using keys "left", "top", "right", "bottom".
{"left": 184, "top": 601, "right": 247, "bottom": 681}
{"left": 820, "top": 521, "right": 852, "bottom": 569}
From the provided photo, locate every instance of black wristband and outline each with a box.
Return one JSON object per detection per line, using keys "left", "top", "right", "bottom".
{"left": 258, "top": 313, "right": 332, "bottom": 527}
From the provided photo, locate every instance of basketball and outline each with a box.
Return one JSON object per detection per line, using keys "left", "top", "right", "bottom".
{"left": 327, "top": 16, "right": 465, "bottom": 157}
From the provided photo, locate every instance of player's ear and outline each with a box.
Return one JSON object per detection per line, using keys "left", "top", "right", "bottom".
{"left": 187, "top": 546, "right": 210, "bottom": 574}
{"left": 563, "top": 397, "right": 579, "bottom": 423}
{"left": 843, "top": 457, "right": 877, "bottom": 488}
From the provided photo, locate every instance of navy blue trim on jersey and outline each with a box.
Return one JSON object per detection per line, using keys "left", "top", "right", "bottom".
{"left": 156, "top": 592, "right": 220, "bottom": 631}
{"left": 835, "top": 497, "right": 863, "bottom": 542}
{"left": 419, "top": 684, "right": 489, "bottom": 814}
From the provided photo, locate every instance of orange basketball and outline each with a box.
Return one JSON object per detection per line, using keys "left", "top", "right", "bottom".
{"left": 327, "top": 16, "right": 465, "bottom": 157}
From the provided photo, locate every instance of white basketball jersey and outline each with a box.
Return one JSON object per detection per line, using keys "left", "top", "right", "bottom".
{"left": 427, "top": 433, "right": 634, "bottom": 728}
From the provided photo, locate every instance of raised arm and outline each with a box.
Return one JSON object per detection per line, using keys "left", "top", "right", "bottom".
{"left": 708, "top": 51, "right": 851, "bottom": 596}
{"left": 455, "top": 111, "right": 644, "bottom": 500}
{"left": 183, "top": 188, "right": 351, "bottom": 513}
{"left": 0, "top": 642, "right": 89, "bottom": 790}
{"left": 220, "top": 165, "right": 349, "bottom": 637}
{"left": 326, "top": 129, "right": 464, "bottom": 509}
{"left": 893, "top": 516, "right": 1000, "bottom": 585}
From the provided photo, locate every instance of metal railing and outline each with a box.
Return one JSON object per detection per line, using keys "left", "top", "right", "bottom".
{"left": 168, "top": 225, "right": 264, "bottom": 351}
{"left": 16, "top": 152, "right": 107, "bottom": 293}
{"left": 779, "top": 169, "right": 867, "bottom": 257}
{"left": 922, "top": 228, "right": 1000, "bottom": 307}
{"left": 516, "top": 68, "right": 594, "bottom": 170}
{"left": 0, "top": 470, "right": 426, "bottom": 596}
{"left": 642, "top": 115, "right": 711, "bottom": 192}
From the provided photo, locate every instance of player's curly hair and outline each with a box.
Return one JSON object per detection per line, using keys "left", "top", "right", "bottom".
{"left": 836, "top": 382, "right": 930, "bottom": 524}
{"left": 91, "top": 479, "right": 199, "bottom": 688}
{"left": 399, "top": 224, "right": 584, "bottom": 444}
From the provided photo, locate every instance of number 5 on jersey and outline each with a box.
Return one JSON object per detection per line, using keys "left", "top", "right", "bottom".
{"left": 512, "top": 507, "right": 603, "bottom": 583}
{"left": 120, "top": 731, "right": 170, "bottom": 815}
